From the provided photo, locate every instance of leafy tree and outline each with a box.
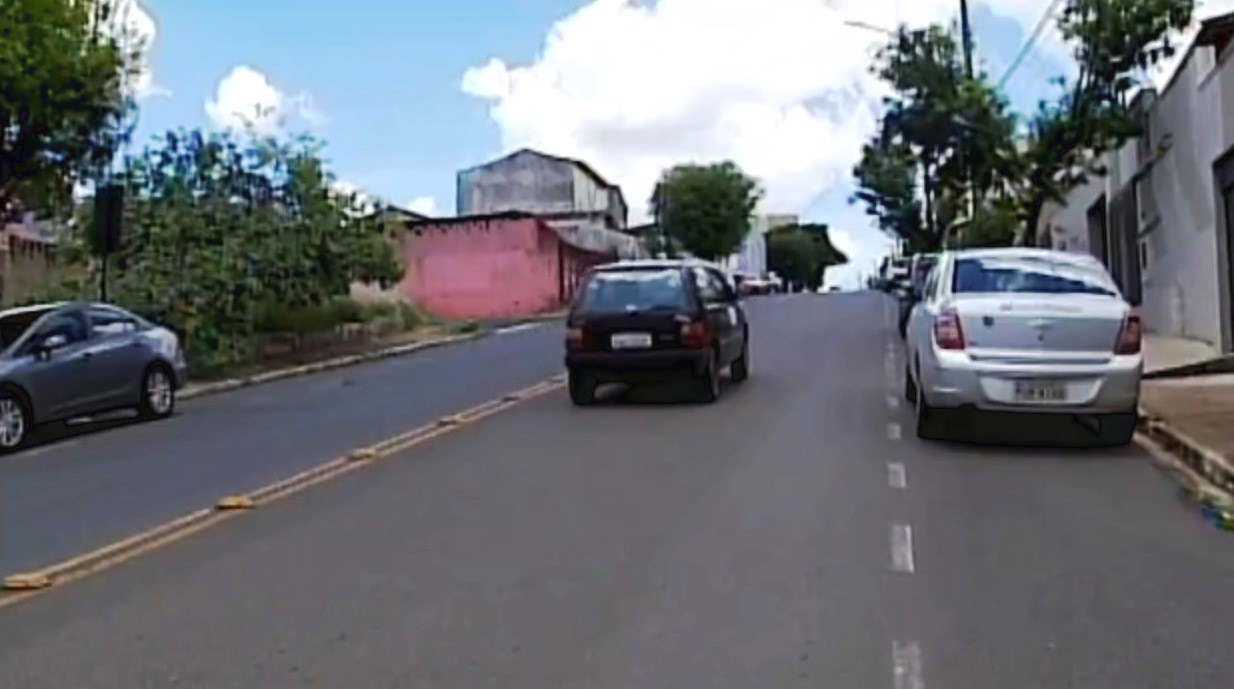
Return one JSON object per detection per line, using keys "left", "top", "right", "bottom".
{"left": 853, "top": 24, "right": 1018, "bottom": 252}
{"left": 1017, "top": 0, "right": 1194, "bottom": 244}
{"left": 766, "top": 223, "right": 849, "bottom": 291}
{"left": 0, "top": 0, "right": 141, "bottom": 217}
{"left": 60, "top": 129, "right": 402, "bottom": 369}
{"left": 649, "top": 161, "right": 762, "bottom": 260}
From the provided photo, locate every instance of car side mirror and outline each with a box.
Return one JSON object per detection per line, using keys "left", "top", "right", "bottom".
{"left": 33, "top": 333, "right": 68, "bottom": 358}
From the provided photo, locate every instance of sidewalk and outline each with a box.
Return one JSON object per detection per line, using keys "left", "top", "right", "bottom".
{"left": 1139, "top": 337, "right": 1234, "bottom": 523}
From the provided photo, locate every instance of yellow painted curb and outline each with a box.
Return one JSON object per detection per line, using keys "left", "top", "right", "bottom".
{"left": 349, "top": 448, "right": 377, "bottom": 462}
{"left": 216, "top": 496, "right": 256, "bottom": 510}
{"left": 3, "top": 573, "right": 52, "bottom": 591}
{"left": 436, "top": 415, "right": 464, "bottom": 427}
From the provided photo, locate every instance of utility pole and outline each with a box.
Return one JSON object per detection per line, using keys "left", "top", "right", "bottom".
{"left": 959, "top": 0, "right": 975, "bottom": 79}
{"left": 958, "top": 0, "right": 978, "bottom": 231}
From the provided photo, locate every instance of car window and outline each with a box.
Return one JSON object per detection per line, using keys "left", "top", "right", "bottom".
{"left": 0, "top": 308, "right": 55, "bottom": 349}
{"left": 577, "top": 268, "right": 690, "bottom": 312}
{"left": 23, "top": 309, "right": 89, "bottom": 351}
{"left": 923, "top": 266, "right": 939, "bottom": 301}
{"left": 912, "top": 256, "right": 937, "bottom": 290}
{"left": 703, "top": 269, "right": 732, "bottom": 303}
{"left": 692, "top": 268, "right": 724, "bottom": 303}
{"left": 89, "top": 306, "right": 140, "bottom": 337}
{"left": 952, "top": 256, "right": 1119, "bottom": 296}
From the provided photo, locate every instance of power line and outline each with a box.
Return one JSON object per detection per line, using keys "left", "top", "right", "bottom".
{"left": 998, "top": 0, "right": 1064, "bottom": 90}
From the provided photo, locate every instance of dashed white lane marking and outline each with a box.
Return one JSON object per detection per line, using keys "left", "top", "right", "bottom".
{"left": 887, "top": 423, "right": 902, "bottom": 441}
{"left": 886, "top": 395, "right": 900, "bottom": 410}
{"left": 892, "top": 640, "right": 925, "bottom": 689}
{"left": 495, "top": 323, "right": 543, "bottom": 336}
{"left": 891, "top": 524, "right": 916, "bottom": 573}
{"left": 888, "top": 462, "right": 907, "bottom": 489}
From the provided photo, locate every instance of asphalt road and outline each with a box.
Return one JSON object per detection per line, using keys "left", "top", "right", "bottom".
{"left": 0, "top": 322, "right": 567, "bottom": 574}
{"left": 4, "top": 293, "right": 1234, "bottom": 689}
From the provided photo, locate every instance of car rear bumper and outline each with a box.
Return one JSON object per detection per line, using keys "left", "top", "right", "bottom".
{"left": 566, "top": 349, "right": 708, "bottom": 377}
{"left": 922, "top": 349, "right": 1142, "bottom": 415}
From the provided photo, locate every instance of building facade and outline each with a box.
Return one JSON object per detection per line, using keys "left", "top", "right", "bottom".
{"left": 1042, "top": 13, "right": 1234, "bottom": 351}
{"left": 456, "top": 149, "right": 643, "bottom": 258}
{"left": 1, "top": 212, "right": 60, "bottom": 305}
{"left": 397, "top": 213, "right": 612, "bottom": 320}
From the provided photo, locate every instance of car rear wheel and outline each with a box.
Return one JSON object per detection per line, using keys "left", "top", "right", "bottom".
{"left": 914, "top": 367, "right": 946, "bottom": 440}
{"left": 730, "top": 339, "right": 750, "bottom": 383}
{"left": 1098, "top": 411, "right": 1137, "bottom": 446}
{"left": 0, "top": 393, "right": 30, "bottom": 453}
{"left": 139, "top": 365, "right": 176, "bottom": 419}
{"left": 694, "top": 349, "right": 721, "bottom": 403}
{"left": 568, "top": 369, "right": 596, "bottom": 406}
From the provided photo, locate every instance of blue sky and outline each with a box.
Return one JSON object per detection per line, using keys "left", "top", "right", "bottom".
{"left": 130, "top": 0, "right": 1075, "bottom": 287}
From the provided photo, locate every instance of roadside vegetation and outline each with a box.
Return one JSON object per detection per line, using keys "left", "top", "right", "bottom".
{"left": 853, "top": 0, "right": 1195, "bottom": 253}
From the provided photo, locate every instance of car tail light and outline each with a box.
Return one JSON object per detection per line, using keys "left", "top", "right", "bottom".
{"left": 1115, "top": 312, "right": 1143, "bottom": 355}
{"left": 565, "top": 327, "right": 586, "bottom": 351}
{"left": 933, "top": 308, "right": 966, "bottom": 350}
{"left": 681, "top": 320, "right": 711, "bottom": 349}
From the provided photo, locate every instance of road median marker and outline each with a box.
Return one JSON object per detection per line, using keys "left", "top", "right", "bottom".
{"left": 0, "top": 375, "right": 566, "bottom": 610}
{"left": 216, "top": 496, "right": 256, "bottom": 510}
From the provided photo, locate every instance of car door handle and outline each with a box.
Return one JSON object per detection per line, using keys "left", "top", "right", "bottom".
{"left": 77, "top": 351, "right": 93, "bottom": 362}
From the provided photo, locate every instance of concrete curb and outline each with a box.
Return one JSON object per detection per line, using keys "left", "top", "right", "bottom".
{"left": 179, "top": 331, "right": 487, "bottom": 402}
{"left": 1136, "top": 410, "right": 1234, "bottom": 529}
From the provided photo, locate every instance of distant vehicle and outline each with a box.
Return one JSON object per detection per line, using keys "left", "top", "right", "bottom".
{"left": 0, "top": 302, "right": 188, "bottom": 452}
{"left": 564, "top": 260, "right": 750, "bottom": 405}
{"left": 898, "top": 253, "right": 938, "bottom": 337}
{"left": 883, "top": 257, "right": 910, "bottom": 293}
{"left": 903, "top": 248, "right": 1142, "bottom": 445}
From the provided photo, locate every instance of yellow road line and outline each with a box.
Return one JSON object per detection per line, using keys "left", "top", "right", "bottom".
{"left": 0, "top": 376, "right": 565, "bottom": 611}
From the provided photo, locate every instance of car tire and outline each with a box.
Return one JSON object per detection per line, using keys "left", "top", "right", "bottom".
{"left": 0, "top": 391, "right": 31, "bottom": 454}
{"left": 568, "top": 369, "right": 596, "bottom": 406}
{"left": 1099, "top": 411, "right": 1138, "bottom": 446}
{"left": 914, "top": 368, "right": 946, "bottom": 441}
{"left": 730, "top": 338, "right": 750, "bottom": 383}
{"left": 138, "top": 364, "right": 177, "bottom": 420}
{"left": 694, "top": 349, "right": 721, "bottom": 403}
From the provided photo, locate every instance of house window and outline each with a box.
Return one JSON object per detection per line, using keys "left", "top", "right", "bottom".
{"left": 1139, "top": 237, "right": 1150, "bottom": 272}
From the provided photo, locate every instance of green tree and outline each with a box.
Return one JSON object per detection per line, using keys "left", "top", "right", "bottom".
{"left": 766, "top": 223, "right": 849, "bottom": 291}
{"left": 853, "top": 24, "right": 1018, "bottom": 251}
{"left": 66, "top": 129, "right": 402, "bottom": 369}
{"left": 1017, "top": 0, "right": 1194, "bottom": 244}
{"left": 0, "top": 0, "right": 141, "bottom": 217}
{"left": 649, "top": 161, "right": 762, "bottom": 260}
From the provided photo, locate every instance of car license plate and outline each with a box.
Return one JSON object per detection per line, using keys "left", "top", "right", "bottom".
{"left": 611, "top": 332, "right": 652, "bottom": 350}
{"left": 1013, "top": 380, "right": 1067, "bottom": 403}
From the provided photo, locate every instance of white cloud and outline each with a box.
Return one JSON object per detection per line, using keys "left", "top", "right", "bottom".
{"left": 205, "top": 66, "right": 326, "bottom": 136}
{"left": 460, "top": 0, "right": 1070, "bottom": 228}
{"left": 100, "top": 0, "right": 165, "bottom": 99}
{"left": 406, "top": 196, "right": 439, "bottom": 216}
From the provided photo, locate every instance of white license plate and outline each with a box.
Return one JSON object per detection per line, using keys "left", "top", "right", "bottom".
{"left": 1013, "top": 380, "right": 1067, "bottom": 403}
{"left": 611, "top": 332, "right": 653, "bottom": 350}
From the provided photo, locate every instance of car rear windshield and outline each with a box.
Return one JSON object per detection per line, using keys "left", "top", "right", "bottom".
{"left": 952, "top": 256, "right": 1119, "bottom": 297}
{"left": 578, "top": 268, "right": 691, "bottom": 312}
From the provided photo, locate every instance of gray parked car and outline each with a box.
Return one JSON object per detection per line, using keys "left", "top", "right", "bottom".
{"left": 0, "top": 302, "right": 189, "bottom": 452}
{"left": 903, "top": 249, "right": 1142, "bottom": 445}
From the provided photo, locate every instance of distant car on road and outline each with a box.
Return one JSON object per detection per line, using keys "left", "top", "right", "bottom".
{"left": 898, "top": 253, "right": 938, "bottom": 337}
{"left": 903, "top": 248, "right": 1142, "bottom": 445}
{"left": 0, "top": 302, "right": 189, "bottom": 452}
{"left": 564, "top": 260, "right": 750, "bottom": 405}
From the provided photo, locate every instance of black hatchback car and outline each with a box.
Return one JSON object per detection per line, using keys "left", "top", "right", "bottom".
{"left": 564, "top": 260, "right": 750, "bottom": 405}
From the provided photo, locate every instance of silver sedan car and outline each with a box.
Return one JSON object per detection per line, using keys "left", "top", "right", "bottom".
{"left": 0, "top": 302, "right": 189, "bottom": 452}
{"left": 903, "top": 248, "right": 1142, "bottom": 444}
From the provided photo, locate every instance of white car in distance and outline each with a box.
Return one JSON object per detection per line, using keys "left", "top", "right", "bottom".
{"left": 903, "top": 248, "right": 1143, "bottom": 445}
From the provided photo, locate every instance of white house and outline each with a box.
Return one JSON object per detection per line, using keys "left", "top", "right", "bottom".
{"left": 1041, "top": 11, "right": 1234, "bottom": 352}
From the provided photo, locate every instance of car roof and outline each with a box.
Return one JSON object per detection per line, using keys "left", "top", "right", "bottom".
{"left": 0, "top": 302, "right": 68, "bottom": 319}
{"left": 946, "top": 247, "right": 1104, "bottom": 267}
{"left": 593, "top": 258, "right": 727, "bottom": 273}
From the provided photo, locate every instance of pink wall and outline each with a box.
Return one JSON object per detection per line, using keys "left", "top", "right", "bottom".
{"left": 399, "top": 216, "right": 573, "bottom": 320}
